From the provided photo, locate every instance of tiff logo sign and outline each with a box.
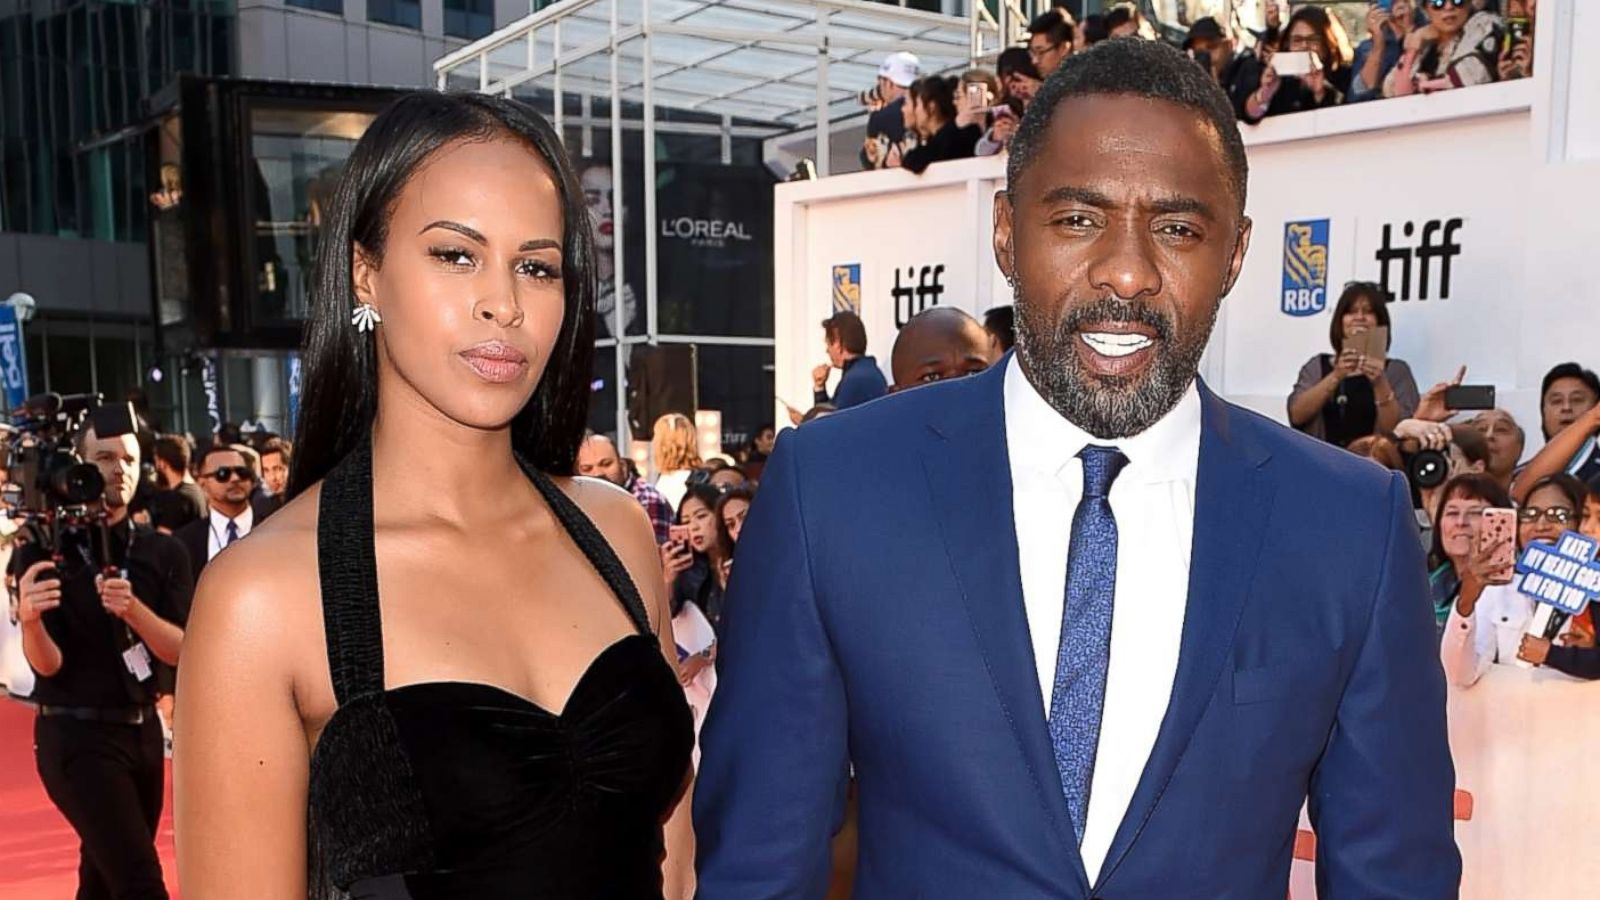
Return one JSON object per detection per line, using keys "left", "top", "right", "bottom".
{"left": 892, "top": 265, "right": 945, "bottom": 327}
{"left": 1374, "top": 218, "right": 1463, "bottom": 301}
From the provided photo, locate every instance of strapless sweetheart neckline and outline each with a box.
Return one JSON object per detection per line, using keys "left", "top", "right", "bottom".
{"left": 379, "top": 633, "right": 655, "bottom": 719}
{"left": 310, "top": 633, "right": 661, "bottom": 765}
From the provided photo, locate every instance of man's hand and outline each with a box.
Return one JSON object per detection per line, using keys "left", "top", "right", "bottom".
{"left": 1394, "top": 419, "right": 1452, "bottom": 451}
{"left": 1415, "top": 366, "right": 1466, "bottom": 422}
{"left": 17, "top": 560, "right": 61, "bottom": 624}
{"left": 812, "top": 364, "right": 831, "bottom": 391}
{"left": 97, "top": 575, "right": 140, "bottom": 621}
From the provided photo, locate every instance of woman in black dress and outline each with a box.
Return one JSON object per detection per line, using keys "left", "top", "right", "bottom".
{"left": 173, "top": 93, "right": 694, "bottom": 898}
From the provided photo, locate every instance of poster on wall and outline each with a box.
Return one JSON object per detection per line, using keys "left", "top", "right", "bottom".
{"left": 654, "top": 162, "right": 775, "bottom": 338}
{"left": 570, "top": 142, "right": 646, "bottom": 343}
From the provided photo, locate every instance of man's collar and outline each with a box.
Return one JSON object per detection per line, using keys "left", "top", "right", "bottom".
{"left": 210, "top": 504, "right": 253, "bottom": 529}
{"left": 1004, "top": 354, "right": 1202, "bottom": 485}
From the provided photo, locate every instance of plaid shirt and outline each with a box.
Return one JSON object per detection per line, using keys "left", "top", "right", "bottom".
{"left": 628, "top": 475, "right": 674, "bottom": 545}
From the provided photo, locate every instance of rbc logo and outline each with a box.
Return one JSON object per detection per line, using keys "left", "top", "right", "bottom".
{"left": 1281, "top": 219, "right": 1330, "bottom": 317}
{"left": 831, "top": 263, "right": 862, "bottom": 314}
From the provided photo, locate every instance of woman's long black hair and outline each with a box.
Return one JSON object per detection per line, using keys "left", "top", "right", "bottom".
{"left": 289, "top": 92, "right": 596, "bottom": 499}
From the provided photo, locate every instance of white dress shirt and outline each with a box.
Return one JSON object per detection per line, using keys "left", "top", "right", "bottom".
{"left": 206, "top": 506, "right": 254, "bottom": 561}
{"left": 1004, "top": 356, "right": 1200, "bottom": 885}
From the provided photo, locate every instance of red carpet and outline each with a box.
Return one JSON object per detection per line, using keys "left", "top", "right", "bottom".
{"left": 0, "top": 696, "right": 179, "bottom": 899}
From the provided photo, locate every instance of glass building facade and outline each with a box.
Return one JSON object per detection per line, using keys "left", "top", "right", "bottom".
{"left": 0, "top": 0, "right": 234, "bottom": 431}
{"left": 0, "top": 0, "right": 235, "bottom": 240}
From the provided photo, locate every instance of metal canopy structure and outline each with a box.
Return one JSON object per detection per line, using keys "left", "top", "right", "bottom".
{"left": 433, "top": 0, "right": 991, "bottom": 449}
{"left": 434, "top": 0, "right": 990, "bottom": 172}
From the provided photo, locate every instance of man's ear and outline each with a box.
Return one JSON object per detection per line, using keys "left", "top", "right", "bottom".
{"left": 993, "top": 191, "right": 1016, "bottom": 284}
{"left": 352, "top": 243, "right": 379, "bottom": 309}
{"left": 1221, "top": 215, "right": 1253, "bottom": 297}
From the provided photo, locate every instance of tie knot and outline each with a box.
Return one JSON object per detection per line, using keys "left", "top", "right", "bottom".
{"left": 1077, "top": 445, "right": 1128, "bottom": 499}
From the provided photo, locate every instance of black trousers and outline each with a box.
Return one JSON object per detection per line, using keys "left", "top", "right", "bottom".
{"left": 34, "top": 713, "right": 169, "bottom": 900}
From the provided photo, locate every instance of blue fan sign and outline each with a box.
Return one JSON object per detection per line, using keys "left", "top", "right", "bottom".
{"left": 1516, "top": 530, "right": 1600, "bottom": 615}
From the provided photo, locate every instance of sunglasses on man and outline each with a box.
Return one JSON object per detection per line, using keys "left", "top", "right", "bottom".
{"left": 203, "top": 466, "right": 256, "bottom": 484}
{"left": 1425, "top": 0, "right": 1467, "bottom": 9}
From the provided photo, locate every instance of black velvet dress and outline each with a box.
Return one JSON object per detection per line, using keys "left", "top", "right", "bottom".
{"left": 304, "top": 439, "right": 694, "bottom": 898}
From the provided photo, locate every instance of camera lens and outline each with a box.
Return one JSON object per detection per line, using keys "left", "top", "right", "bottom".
{"left": 43, "top": 450, "right": 105, "bottom": 505}
{"left": 1409, "top": 449, "right": 1449, "bottom": 490}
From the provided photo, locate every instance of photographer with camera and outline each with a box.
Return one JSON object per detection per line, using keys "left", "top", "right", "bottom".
{"left": 15, "top": 415, "right": 192, "bottom": 900}
{"left": 859, "top": 52, "right": 920, "bottom": 171}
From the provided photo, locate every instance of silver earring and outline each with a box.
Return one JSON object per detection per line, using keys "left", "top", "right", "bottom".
{"left": 351, "top": 303, "right": 382, "bottom": 333}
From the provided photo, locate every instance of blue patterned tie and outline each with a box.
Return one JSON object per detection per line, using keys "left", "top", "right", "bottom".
{"left": 1050, "top": 444, "right": 1128, "bottom": 845}
{"left": 226, "top": 520, "right": 239, "bottom": 546}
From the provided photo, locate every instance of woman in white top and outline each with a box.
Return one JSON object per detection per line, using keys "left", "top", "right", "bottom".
{"left": 650, "top": 412, "right": 701, "bottom": 514}
{"left": 1442, "top": 474, "right": 1584, "bottom": 686}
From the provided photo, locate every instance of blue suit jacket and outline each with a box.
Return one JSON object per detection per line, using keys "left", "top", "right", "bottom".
{"left": 695, "top": 360, "right": 1460, "bottom": 899}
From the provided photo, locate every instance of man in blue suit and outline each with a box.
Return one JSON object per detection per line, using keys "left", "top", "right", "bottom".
{"left": 696, "top": 38, "right": 1459, "bottom": 900}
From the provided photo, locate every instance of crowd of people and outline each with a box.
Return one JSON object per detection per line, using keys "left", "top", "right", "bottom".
{"left": 1282, "top": 282, "right": 1600, "bottom": 683}
{"left": 861, "top": 0, "right": 1539, "bottom": 174}
{"left": 574, "top": 301, "right": 1016, "bottom": 754}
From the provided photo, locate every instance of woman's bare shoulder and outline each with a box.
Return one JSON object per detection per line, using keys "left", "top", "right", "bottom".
{"left": 191, "top": 483, "right": 325, "bottom": 646}
{"left": 551, "top": 475, "right": 662, "bottom": 616}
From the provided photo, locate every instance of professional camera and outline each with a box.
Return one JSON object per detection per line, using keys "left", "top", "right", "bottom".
{"left": 3, "top": 393, "right": 137, "bottom": 553}
{"left": 1408, "top": 448, "right": 1451, "bottom": 491}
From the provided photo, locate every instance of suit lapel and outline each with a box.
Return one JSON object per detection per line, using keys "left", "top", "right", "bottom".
{"left": 920, "top": 361, "right": 1091, "bottom": 893}
{"left": 1094, "top": 384, "right": 1276, "bottom": 889}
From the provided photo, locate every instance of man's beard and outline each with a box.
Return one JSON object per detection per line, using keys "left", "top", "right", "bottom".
{"left": 1013, "top": 291, "right": 1218, "bottom": 439}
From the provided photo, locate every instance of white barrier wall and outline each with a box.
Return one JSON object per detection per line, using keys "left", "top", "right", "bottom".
{"left": 777, "top": 80, "right": 1600, "bottom": 448}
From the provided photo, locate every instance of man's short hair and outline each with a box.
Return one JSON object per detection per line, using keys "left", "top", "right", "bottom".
{"left": 1541, "top": 362, "right": 1600, "bottom": 401}
{"left": 983, "top": 305, "right": 1016, "bottom": 352}
{"left": 1006, "top": 38, "right": 1249, "bottom": 214}
{"left": 821, "top": 311, "right": 869, "bottom": 356}
{"left": 1027, "top": 9, "right": 1074, "bottom": 45}
{"left": 200, "top": 442, "right": 257, "bottom": 475}
{"left": 152, "top": 434, "right": 192, "bottom": 475}
{"left": 259, "top": 436, "right": 293, "bottom": 466}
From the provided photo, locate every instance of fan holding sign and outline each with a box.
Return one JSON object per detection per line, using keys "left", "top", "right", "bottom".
{"left": 1442, "top": 475, "right": 1586, "bottom": 687}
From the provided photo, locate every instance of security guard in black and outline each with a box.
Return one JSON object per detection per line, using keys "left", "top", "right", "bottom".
{"left": 16, "top": 425, "right": 192, "bottom": 900}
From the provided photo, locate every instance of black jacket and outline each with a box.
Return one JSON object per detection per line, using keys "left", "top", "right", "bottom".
{"left": 173, "top": 517, "right": 211, "bottom": 580}
{"left": 1545, "top": 642, "right": 1600, "bottom": 680}
{"left": 901, "top": 121, "right": 981, "bottom": 175}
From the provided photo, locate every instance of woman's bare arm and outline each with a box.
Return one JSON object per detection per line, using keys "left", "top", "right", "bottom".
{"left": 175, "top": 540, "right": 315, "bottom": 899}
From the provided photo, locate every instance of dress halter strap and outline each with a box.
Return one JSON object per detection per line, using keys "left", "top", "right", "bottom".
{"left": 315, "top": 437, "right": 656, "bottom": 709}
{"left": 316, "top": 437, "right": 386, "bottom": 707}
{"left": 519, "top": 458, "right": 655, "bottom": 637}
